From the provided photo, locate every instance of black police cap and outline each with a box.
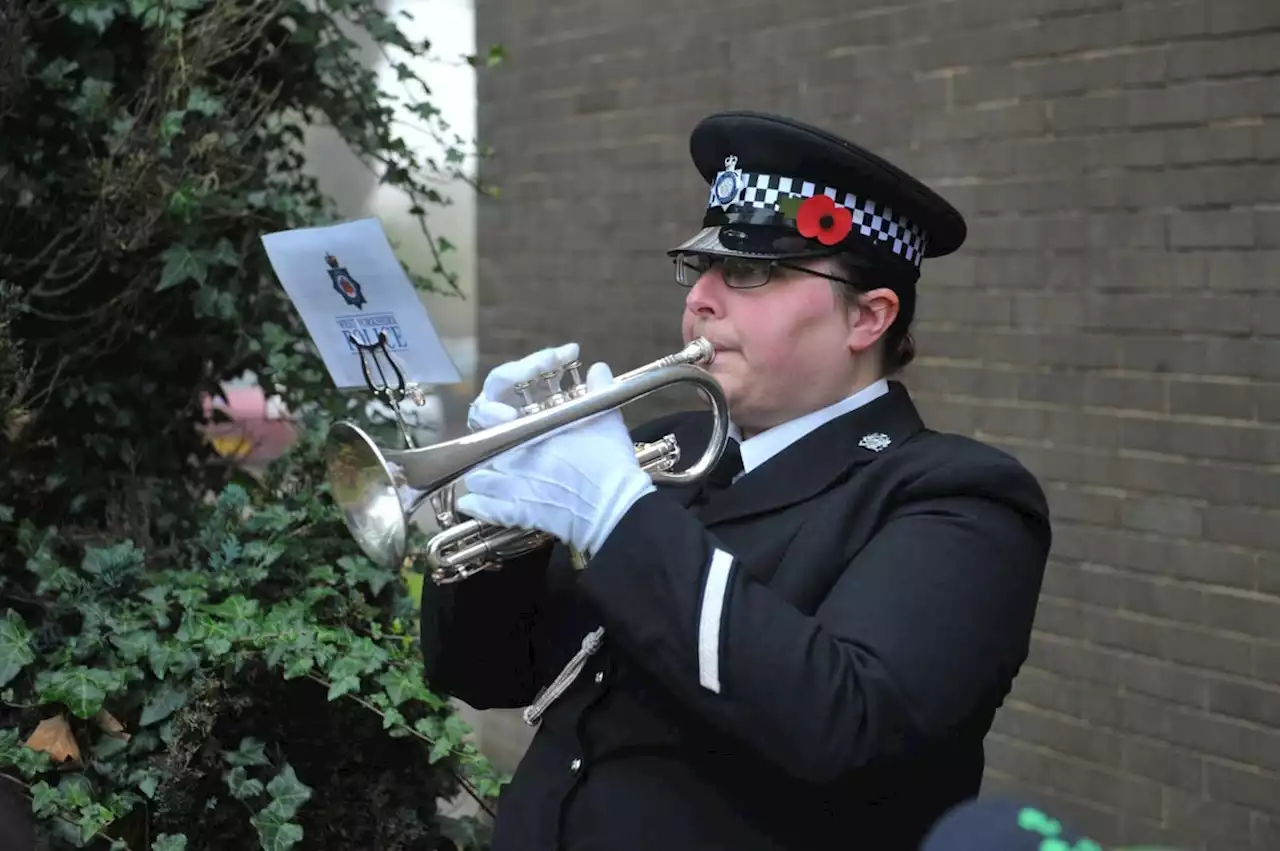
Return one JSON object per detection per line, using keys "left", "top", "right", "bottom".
{"left": 668, "top": 111, "right": 967, "bottom": 282}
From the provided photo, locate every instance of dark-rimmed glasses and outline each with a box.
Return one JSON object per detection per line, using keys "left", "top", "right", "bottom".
{"left": 672, "top": 253, "right": 856, "bottom": 290}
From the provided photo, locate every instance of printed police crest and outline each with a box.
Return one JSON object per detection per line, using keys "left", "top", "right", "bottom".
{"left": 326, "top": 252, "right": 366, "bottom": 309}
{"left": 708, "top": 154, "right": 743, "bottom": 211}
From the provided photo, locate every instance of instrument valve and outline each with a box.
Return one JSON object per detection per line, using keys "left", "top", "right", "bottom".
{"left": 539, "top": 368, "right": 569, "bottom": 409}
{"left": 564, "top": 360, "right": 588, "bottom": 399}
{"left": 514, "top": 379, "right": 543, "bottom": 416}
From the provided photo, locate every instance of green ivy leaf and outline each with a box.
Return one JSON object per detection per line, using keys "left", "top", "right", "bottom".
{"left": 130, "top": 766, "right": 163, "bottom": 799}
{"left": 280, "top": 650, "right": 315, "bottom": 680}
{"left": 376, "top": 667, "right": 421, "bottom": 707}
{"left": 12, "top": 744, "right": 54, "bottom": 779}
{"left": 224, "top": 766, "right": 265, "bottom": 800}
{"left": 35, "top": 667, "right": 123, "bottom": 718}
{"left": 438, "top": 814, "right": 491, "bottom": 851}
{"left": 147, "top": 639, "right": 175, "bottom": 678}
{"left": 0, "top": 610, "right": 36, "bottom": 688}
{"left": 156, "top": 245, "right": 209, "bottom": 291}
{"left": 108, "top": 629, "right": 155, "bottom": 664}
{"left": 152, "top": 835, "right": 188, "bottom": 851}
{"left": 223, "top": 737, "right": 270, "bottom": 768}
{"left": 336, "top": 555, "right": 394, "bottom": 596}
{"left": 0, "top": 728, "right": 22, "bottom": 765}
{"left": 211, "top": 237, "right": 240, "bottom": 267}
{"left": 326, "top": 673, "right": 360, "bottom": 702}
{"left": 186, "top": 87, "right": 222, "bottom": 117}
{"left": 251, "top": 804, "right": 304, "bottom": 851}
{"left": 36, "top": 57, "right": 79, "bottom": 88}
{"left": 443, "top": 713, "right": 471, "bottom": 742}
{"left": 58, "top": 0, "right": 126, "bottom": 34}
{"left": 208, "top": 595, "right": 259, "bottom": 621}
{"left": 159, "top": 109, "right": 187, "bottom": 141}
{"left": 82, "top": 540, "right": 142, "bottom": 576}
{"left": 139, "top": 683, "right": 187, "bottom": 726}
{"left": 427, "top": 737, "right": 452, "bottom": 764}
{"left": 265, "top": 764, "right": 312, "bottom": 819}
{"left": 70, "top": 77, "right": 115, "bottom": 120}
{"left": 29, "top": 780, "right": 60, "bottom": 816}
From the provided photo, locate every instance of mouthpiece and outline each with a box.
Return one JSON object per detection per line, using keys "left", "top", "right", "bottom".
{"left": 617, "top": 338, "right": 716, "bottom": 382}
{"left": 684, "top": 337, "right": 716, "bottom": 366}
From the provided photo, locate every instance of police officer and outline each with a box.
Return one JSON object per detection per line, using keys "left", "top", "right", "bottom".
{"left": 423, "top": 110, "right": 1052, "bottom": 851}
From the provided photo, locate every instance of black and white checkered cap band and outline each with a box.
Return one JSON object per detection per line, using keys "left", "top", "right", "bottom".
{"left": 712, "top": 172, "right": 929, "bottom": 266}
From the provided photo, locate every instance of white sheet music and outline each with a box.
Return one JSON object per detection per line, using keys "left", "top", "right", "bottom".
{"left": 261, "top": 217, "right": 461, "bottom": 390}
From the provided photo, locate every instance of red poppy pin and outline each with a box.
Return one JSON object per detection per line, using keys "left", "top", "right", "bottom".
{"left": 795, "top": 194, "right": 853, "bottom": 246}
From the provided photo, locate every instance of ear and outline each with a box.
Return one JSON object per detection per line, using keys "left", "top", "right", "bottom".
{"left": 844, "top": 287, "right": 899, "bottom": 355}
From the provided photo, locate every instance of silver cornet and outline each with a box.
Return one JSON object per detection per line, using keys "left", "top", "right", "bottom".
{"left": 323, "top": 338, "right": 730, "bottom": 585}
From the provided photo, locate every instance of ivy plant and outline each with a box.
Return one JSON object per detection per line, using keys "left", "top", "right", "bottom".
{"left": 1, "top": 426, "right": 508, "bottom": 849}
{"left": 0, "top": 0, "right": 511, "bottom": 846}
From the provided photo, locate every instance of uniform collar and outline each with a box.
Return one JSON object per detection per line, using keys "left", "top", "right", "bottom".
{"left": 663, "top": 380, "right": 926, "bottom": 527}
{"left": 731, "top": 378, "right": 890, "bottom": 477}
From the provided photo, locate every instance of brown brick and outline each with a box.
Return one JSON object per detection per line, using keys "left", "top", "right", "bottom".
{"left": 1169, "top": 379, "right": 1258, "bottom": 420}
{"left": 1207, "top": 0, "right": 1280, "bottom": 36}
{"left": 1045, "top": 485, "right": 1123, "bottom": 526}
{"left": 1120, "top": 496, "right": 1203, "bottom": 537}
{"left": 1164, "top": 787, "right": 1257, "bottom": 845}
{"left": 1256, "top": 643, "right": 1280, "bottom": 684}
{"left": 1202, "top": 590, "right": 1280, "bottom": 641}
{"left": 1116, "top": 814, "right": 1209, "bottom": 851}
{"left": 1007, "top": 665, "right": 1087, "bottom": 717}
{"left": 1084, "top": 374, "right": 1167, "bottom": 413}
{"left": 985, "top": 734, "right": 1163, "bottom": 820}
{"left": 1029, "top": 633, "right": 1211, "bottom": 709}
{"left": 1205, "top": 761, "right": 1280, "bottom": 817}
{"left": 1165, "top": 705, "right": 1280, "bottom": 774}
{"left": 1204, "top": 506, "right": 1280, "bottom": 553}
{"left": 1170, "top": 211, "right": 1256, "bottom": 248}
{"left": 1031, "top": 593, "right": 1086, "bottom": 636}
{"left": 1128, "top": 83, "right": 1212, "bottom": 128}
{"left": 1255, "top": 815, "right": 1280, "bottom": 851}
{"left": 992, "top": 704, "right": 1125, "bottom": 769}
{"left": 1053, "top": 521, "right": 1257, "bottom": 588}
{"left": 1256, "top": 555, "right": 1280, "bottom": 596}
{"left": 1210, "top": 680, "right": 1280, "bottom": 728}
{"left": 1168, "top": 124, "right": 1261, "bottom": 165}
{"left": 1123, "top": 737, "right": 1203, "bottom": 791}
{"left": 1118, "top": 574, "right": 1206, "bottom": 624}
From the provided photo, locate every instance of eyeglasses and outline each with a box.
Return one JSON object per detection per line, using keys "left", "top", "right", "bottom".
{"left": 672, "top": 253, "right": 856, "bottom": 290}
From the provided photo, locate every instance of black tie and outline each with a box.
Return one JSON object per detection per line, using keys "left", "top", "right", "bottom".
{"left": 705, "top": 439, "right": 743, "bottom": 492}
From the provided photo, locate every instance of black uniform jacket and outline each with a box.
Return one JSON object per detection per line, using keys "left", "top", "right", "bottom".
{"left": 420, "top": 381, "right": 1052, "bottom": 851}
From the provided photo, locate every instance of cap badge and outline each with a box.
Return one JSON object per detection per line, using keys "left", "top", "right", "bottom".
{"left": 859, "top": 432, "right": 892, "bottom": 453}
{"left": 708, "top": 154, "right": 743, "bottom": 211}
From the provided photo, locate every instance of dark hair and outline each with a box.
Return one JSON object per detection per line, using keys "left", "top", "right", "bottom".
{"left": 828, "top": 253, "right": 917, "bottom": 374}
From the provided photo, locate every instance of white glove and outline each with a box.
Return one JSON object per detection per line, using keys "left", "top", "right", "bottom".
{"left": 466, "top": 342, "right": 580, "bottom": 432}
{"left": 455, "top": 362, "right": 656, "bottom": 558}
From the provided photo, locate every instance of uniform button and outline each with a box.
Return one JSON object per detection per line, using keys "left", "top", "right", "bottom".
{"left": 570, "top": 758, "right": 582, "bottom": 773}
{"left": 594, "top": 671, "right": 604, "bottom": 684}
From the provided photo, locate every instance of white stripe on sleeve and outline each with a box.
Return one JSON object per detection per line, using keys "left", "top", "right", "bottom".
{"left": 697, "top": 548, "right": 734, "bottom": 694}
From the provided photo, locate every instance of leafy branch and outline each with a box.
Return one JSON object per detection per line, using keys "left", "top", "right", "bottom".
{"left": 1, "top": 478, "right": 506, "bottom": 850}
{"left": 0, "top": 0, "right": 511, "bottom": 845}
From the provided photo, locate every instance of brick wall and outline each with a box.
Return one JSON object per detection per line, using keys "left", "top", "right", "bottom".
{"left": 471, "top": 1, "right": 1280, "bottom": 847}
